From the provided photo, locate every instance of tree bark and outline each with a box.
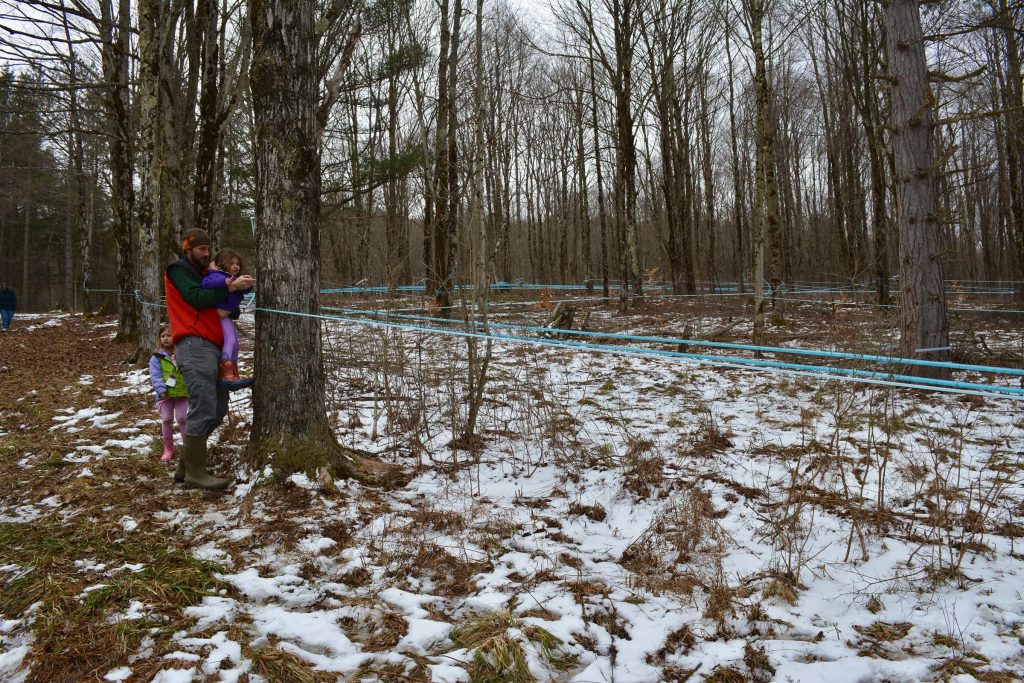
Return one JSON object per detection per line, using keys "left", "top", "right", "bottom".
{"left": 250, "top": 0, "right": 377, "bottom": 479}
{"left": 882, "top": 0, "right": 950, "bottom": 376}
{"left": 99, "top": 0, "right": 137, "bottom": 344}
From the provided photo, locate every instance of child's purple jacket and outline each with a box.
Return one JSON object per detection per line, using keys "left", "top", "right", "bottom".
{"left": 200, "top": 268, "right": 251, "bottom": 313}
{"left": 148, "top": 349, "right": 173, "bottom": 399}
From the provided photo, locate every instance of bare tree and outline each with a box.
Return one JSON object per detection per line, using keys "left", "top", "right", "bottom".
{"left": 882, "top": 0, "right": 950, "bottom": 375}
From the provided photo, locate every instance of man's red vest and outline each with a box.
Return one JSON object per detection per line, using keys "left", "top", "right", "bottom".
{"left": 165, "top": 260, "right": 224, "bottom": 347}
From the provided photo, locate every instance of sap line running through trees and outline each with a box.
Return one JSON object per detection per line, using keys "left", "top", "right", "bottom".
{"left": 121, "top": 286, "right": 1024, "bottom": 401}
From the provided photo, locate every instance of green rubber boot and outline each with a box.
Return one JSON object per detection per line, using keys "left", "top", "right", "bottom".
{"left": 174, "top": 449, "right": 186, "bottom": 483}
{"left": 182, "top": 434, "right": 230, "bottom": 490}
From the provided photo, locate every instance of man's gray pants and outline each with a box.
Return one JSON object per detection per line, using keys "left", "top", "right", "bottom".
{"left": 176, "top": 335, "right": 229, "bottom": 437}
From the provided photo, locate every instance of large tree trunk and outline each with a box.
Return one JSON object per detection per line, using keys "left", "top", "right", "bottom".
{"left": 996, "top": 0, "right": 1024, "bottom": 298}
{"left": 725, "top": 24, "right": 745, "bottom": 291}
{"left": 62, "top": 29, "right": 87, "bottom": 314}
{"left": 136, "top": 0, "right": 167, "bottom": 362}
{"left": 748, "top": 0, "right": 783, "bottom": 328}
{"left": 100, "top": 0, "right": 137, "bottom": 344}
{"left": 193, "top": 0, "right": 223, "bottom": 239}
{"left": 430, "top": 0, "right": 463, "bottom": 313}
{"left": 587, "top": 46, "right": 610, "bottom": 299}
{"left": 615, "top": 22, "right": 642, "bottom": 304}
{"left": 883, "top": 0, "right": 950, "bottom": 376}
{"left": 250, "top": 0, "right": 353, "bottom": 475}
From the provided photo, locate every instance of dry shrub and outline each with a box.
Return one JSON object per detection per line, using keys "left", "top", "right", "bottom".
{"left": 385, "top": 543, "right": 490, "bottom": 597}
{"left": 853, "top": 621, "right": 914, "bottom": 659}
{"left": 703, "top": 579, "right": 737, "bottom": 624}
{"left": 681, "top": 408, "right": 733, "bottom": 457}
{"left": 661, "top": 624, "right": 695, "bottom": 656}
{"left": 743, "top": 641, "right": 775, "bottom": 682}
{"left": 704, "top": 666, "right": 747, "bottom": 683}
{"left": 622, "top": 437, "right": 667, "bottom": 497}
{"left": 660, "top": 665, "right": 701, "bottom": 682}
{"left": 866, "top": 596, "right": 884, "bottom": 614}
{"left": 761, "top": 578, "right": 798, "bottom": 606}
{"left": 567, "top": 501, "right": 607, "bottom": 521}
{"left": 621, "top": 490, "right": 726, "bottom": 597}
{"left": 932, "top": 655, "right": 1018, "bottom": 683}
{"left": 408, "top": 506, "right": 467, "bottom": 533}
{"left": 624, "top": 489, "right": 720, "bottom": 563}
{"left": 340, "top": 566, "right": 372, "bottom": 587}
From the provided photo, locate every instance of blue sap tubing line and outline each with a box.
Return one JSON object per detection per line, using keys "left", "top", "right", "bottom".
{"left": 262, "top": 306, "right": 1024, "bottom": 398}
{"left": 770, "top": 296, "right": 1024, "bottom": 315}
{"left": 318, "top": 283, "right": 856, "bottom": 297}
{"left": 321, "top": 306, "right": 1024, "bottom": 379}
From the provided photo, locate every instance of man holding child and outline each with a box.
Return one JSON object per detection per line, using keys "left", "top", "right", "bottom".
{"left": 164, "top": 228, "right": 255, "bottom": 490}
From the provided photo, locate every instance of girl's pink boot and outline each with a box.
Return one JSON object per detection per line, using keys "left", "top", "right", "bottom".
{"left": 161, "top": 435, "right": 175, "bottom": 462}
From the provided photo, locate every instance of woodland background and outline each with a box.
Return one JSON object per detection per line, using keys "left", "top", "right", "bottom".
{"left": 0, "top": 0, "right": 1020, "bottom": 315}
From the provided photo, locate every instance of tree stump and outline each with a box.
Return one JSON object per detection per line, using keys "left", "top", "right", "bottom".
{"left": 544, "top": 302, "right": 577, "bottom": 338}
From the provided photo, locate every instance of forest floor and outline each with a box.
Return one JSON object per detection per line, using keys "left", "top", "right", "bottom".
{"left": 2, "top": 296, "right": 1024, "bottom": 682}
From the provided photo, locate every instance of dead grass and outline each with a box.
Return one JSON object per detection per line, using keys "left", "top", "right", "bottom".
{"left": 408, "top": 506, "right": 467, "bottom": 533}
{"left": 246, "top": 638, "right": 338, "bottom": 682}
{"left": 349, "top": 656, "right": 433, "bottom": 682}
{"left": 385, "top": 542, "right": 491, "bottom": 597}
{"left": 448, "top": 610, "right": 576, "bottom": 683}
{"left": 0, "top": 517, "right": 228, "bottom": 681}
{"left": 567, "top": 501, "right": 607, "bottom": 521}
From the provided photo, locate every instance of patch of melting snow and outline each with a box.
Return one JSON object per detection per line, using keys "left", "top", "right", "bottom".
{"left": 50, "top": 407, "right": 121, "bottom": 431}
{"left": 103, "top": 434, "right": 152, "bottom": 451}
{"left": 286, "top": 472, "right": 315, "bottom": 489}
{"left": 175, "top": 631, "right": 247, "bottom": 678}
{"left": 250, "top": 605, "right": 357, "bottom": 657}
{"left": 73, "top": 559, "right": 108, "bottom": 572}
{"left": 221, "top": 568, "right": 318, "bottom": 607}
{"left": 0, "top": 642, "right": 30, "bottom": 683}
{"left": 107, "top": 600, "right": 146, "bottom": 624}
{"left": 102, "top": 666, "right": 132, "bottom": 681}
{"left": 0, "top": 506, "right": 41, "bottom": 523}
{"left": 22, "top": 318, "right": 62, "bottom": 332}
{"left": 193, "top": 542, "right": 231, "bottom": 566}
{"left": 80, "top": 583, "right": 110, "bottom": 598}
{"left": 120, "top": 517, "right": 138, "bottom": 532}
{"left": 297, "top": 536, "right": 336, "bottom": 554}
{"left": 184, "top": 596, "right": 238, "bottom": 631}
{"left": 149, "top": 666, "right": 197, "bottom": 682}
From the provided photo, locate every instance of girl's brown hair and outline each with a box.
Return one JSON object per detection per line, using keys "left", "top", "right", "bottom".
{"left": 157, "top": 322, "right": 172, "bottom": 349}
{"left": 213, "top": 248, "right": 243, "bottom": 273}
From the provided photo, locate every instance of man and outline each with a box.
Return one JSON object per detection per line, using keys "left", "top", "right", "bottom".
{"left": 165, "top": 228, "right": 255, "bottom": 490}
{"left": 0, "top": 283, "right": 15, "bottom": 331}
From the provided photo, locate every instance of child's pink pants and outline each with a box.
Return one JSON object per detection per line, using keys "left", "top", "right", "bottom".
{"left": 157, "top": 397, "right": 188, "bottom": 447}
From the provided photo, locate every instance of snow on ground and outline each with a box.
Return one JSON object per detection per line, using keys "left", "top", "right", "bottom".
{"left": 2, "top": 309, "right": 1024, "bottom": 681}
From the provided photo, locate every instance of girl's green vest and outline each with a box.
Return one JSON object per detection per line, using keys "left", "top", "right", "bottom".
{"left": 158, "top": 355, "right": 189, "bottom": 399}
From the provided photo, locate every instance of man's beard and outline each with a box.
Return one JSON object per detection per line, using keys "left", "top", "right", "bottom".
{"left": 189, "top": 253, "right": 210, "bottom": 270}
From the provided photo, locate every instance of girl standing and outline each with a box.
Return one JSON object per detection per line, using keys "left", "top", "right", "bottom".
{"left": 149, "top": 324, "right": 189, "bottom": 462}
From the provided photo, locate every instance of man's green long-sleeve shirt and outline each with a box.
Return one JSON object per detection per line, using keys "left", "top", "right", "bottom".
{"left": 167, "top": 260, "right": 229, "bottom": 310}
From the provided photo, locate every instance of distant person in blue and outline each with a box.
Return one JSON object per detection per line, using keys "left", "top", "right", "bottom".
{"left": 0, "top": 283, "right": 15, "bottom": 331}
{"left": 200, "top": 249, "right": 252, "bottom": 383}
